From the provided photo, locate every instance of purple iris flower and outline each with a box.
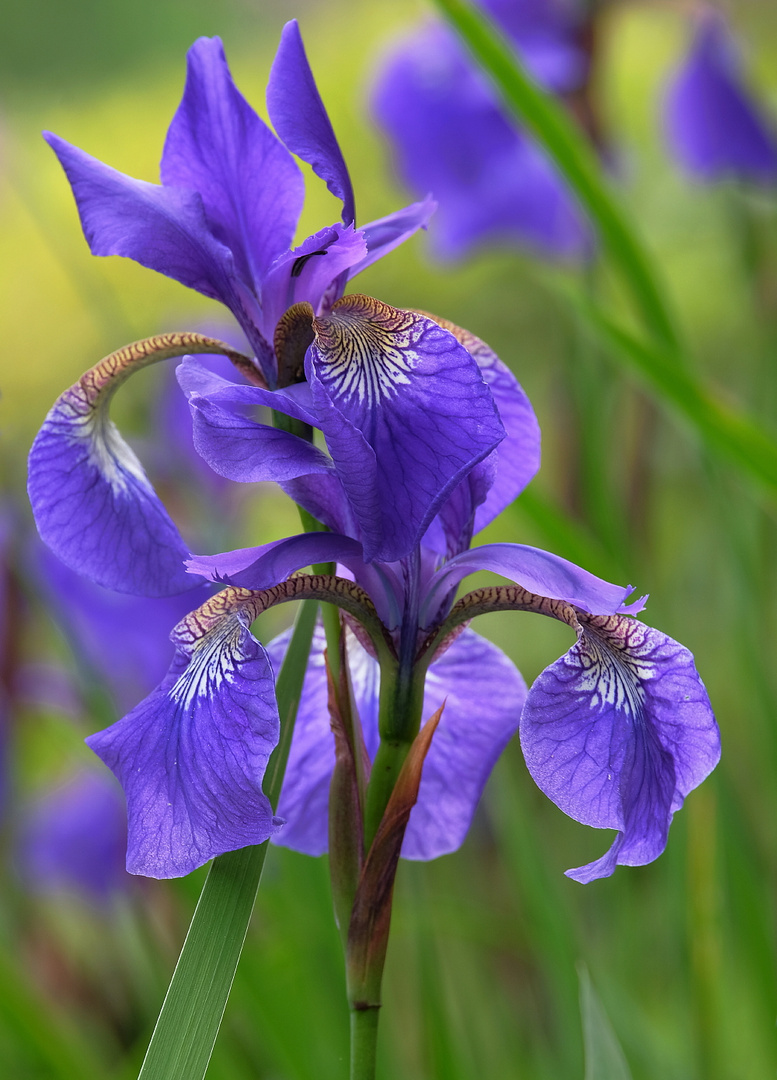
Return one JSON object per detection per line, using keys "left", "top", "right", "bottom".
{"left": 664, "top": 7, "right": 777, "bottom": 184}
{"left": 372, "top": 6, "right": 592, "bottom": 259}
{"left": 29, "top": 25, "right": 507, "bottom": 596}
{"left": 42, "top": 25, "right": 433, "bottom": 383}
{"left": 84, "top": 322, "right": 719, "bottom": 882}
{"left": 18, "top": 769, "right": 129, "bottom": 905}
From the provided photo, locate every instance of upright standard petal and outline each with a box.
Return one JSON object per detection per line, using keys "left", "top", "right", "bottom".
{"left": 267, "top": 20, "right": 355, "bottom": 224}
{"left": 664, "top": 11, "right": 777, "bottom": 183}
{"left": 86, "top": 588, "right": 283, "bottom": 878}
{"left": 45, "top": 134, "right": 239, "bottom": 306}
{"left": 27, "top": 334, "right": 243, "bottom": 596}
{"left": 308, "top": 295, "right": 505, "bottom": 563}
{"left": 161, "top": 36, "right": 304, "bottom": 285}
{"left": 520, "top": 613, "right": 720, "bottom": 882}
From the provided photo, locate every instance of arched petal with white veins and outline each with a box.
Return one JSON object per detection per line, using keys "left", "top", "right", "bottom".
{"left": 307, "top": 295, "right": 505, "bottom": 563}
{"left": 86, "top": 599, "right": 282, "bottom": 878}
{"left": 27, "top": 338, "right": 222, "bottom": 596}
{"left": 520, "top": 613, "right": 720, "bottom": 883}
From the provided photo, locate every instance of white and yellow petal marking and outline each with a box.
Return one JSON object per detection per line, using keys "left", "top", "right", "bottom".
{"left": 28, "top": 333, "right": 257, "bottom": 595}
{"left": 312, "top": 295, "right": 423, "bottom": 408}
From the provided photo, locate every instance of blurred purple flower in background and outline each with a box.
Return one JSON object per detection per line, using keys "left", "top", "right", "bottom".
{"left": 35, "top": 544, "right": 211, "bottom": 714}
{"left": 664, "top": 6, "right": 777, "bottom": 184}
{"left": 18, "top": 769, "right": 129, "bottom": 906}
{"left": 372, "top": 1, "right": 593, "bottom": 259}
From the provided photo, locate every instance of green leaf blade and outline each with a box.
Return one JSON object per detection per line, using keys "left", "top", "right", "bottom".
{"left": 432, "top": 0, "right": 679, "bottom": 352}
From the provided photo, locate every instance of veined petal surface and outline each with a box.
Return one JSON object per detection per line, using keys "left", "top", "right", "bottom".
{"left": 87, "top": 593, "right": 282, "bottom": 878}
{"left": 520, "top": 614, "right": 720, "bottom": 882}
{"left": 308, "top": 295, "right": 505, "bottom": 562}
{"left": 45, "top": 134, "right": 241, "bottom": 306}
{"left": 161, "top": 36, "right": 304, "bottom": 284}
{"left": 188, "top": 394, "right": 333, "bottom": 484}
{"left": 270, "top": 627, "right": 523, "bottom": 859}
{"left": 187, "top": 532, "right": 366, "bottom": 589}
{"left": 419, "top": 317, "right": 540, "bottom": 551}
{"left": 28, "top": 343, "right": 206, "bottom": 596}
{"left": 267, "top": 20, "right": 355, "bottom": 224}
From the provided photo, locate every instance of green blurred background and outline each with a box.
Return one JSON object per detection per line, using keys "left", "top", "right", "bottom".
{"left": 2, "top": 0, "right": 777, "bottom": 1077}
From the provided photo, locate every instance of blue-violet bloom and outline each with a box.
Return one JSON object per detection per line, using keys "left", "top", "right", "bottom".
{"left": 372, "top": 4, "right": 592, "bottom": 259}
{"left": 84, "top": 320, "right": 719, "bottom": 882}
{"left": 29, "top": 26, "right": 508, "bottom": 594}
{"left": 664, "top": 6, "right": 777, "bottom": 183}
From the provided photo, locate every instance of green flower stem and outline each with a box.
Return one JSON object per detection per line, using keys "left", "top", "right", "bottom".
{"left": 349, "top": 1004, "right": 381, "bottom": 1080}
{"left": 363, "top": 662, "right": 424, "bottom": 851}
{"left": 270, "top": 408, "right": 344, "bottom": 682}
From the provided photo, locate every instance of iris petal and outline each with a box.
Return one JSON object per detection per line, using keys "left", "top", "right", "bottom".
{"left": 308, "top": 295, "right": 505, "bottom": 562}
{"left": 421, "top": 543, "right": 644, "bottom": 628}
{"left": 87, "top": 593, "right": 282, "bottom": 878}
{"left": 28, "top": 335, "right": 245, "bottom": 596}
{"left": 347, "top": 197, "right": 437, "bottom": 278}
{"left": 520, "top": 613, "right": 720, "bottom": 882}
{"left": 29, "top": 359, "right": 197, "bottom": 596}
{"left": 44, "top": 134, "right": 239, "bottom": 308}
{"left": 162, "top": 36, "right": 304, "bottom": 284}
{"left": 420, "top": 318, "right": 541, "bottom": 554}
{"left": 267, "top": 20, "right": 355, "bottom": 224}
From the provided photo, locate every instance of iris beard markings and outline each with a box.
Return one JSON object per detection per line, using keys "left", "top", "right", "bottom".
{"left": 81, "top": 408, "right": 155, "bottom": 495}
{"left": 574, "top": 622, "right": 657, "bottom": 717}
{"left": 315, "top": 298, "right": 424, "bottom": 408}
{"left": 170, "top": 619, "right": 243, "bottom": 709}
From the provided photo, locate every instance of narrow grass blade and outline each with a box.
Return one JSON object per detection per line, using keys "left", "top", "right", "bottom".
{"left": 579, "top": 966, "right": 634, "bottom": 1080}
{"left": 136, "top": 598, "right": 318, "bottom": 1080}
{"left": 432, "top": 0, "right": 680, "bottom": 352}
